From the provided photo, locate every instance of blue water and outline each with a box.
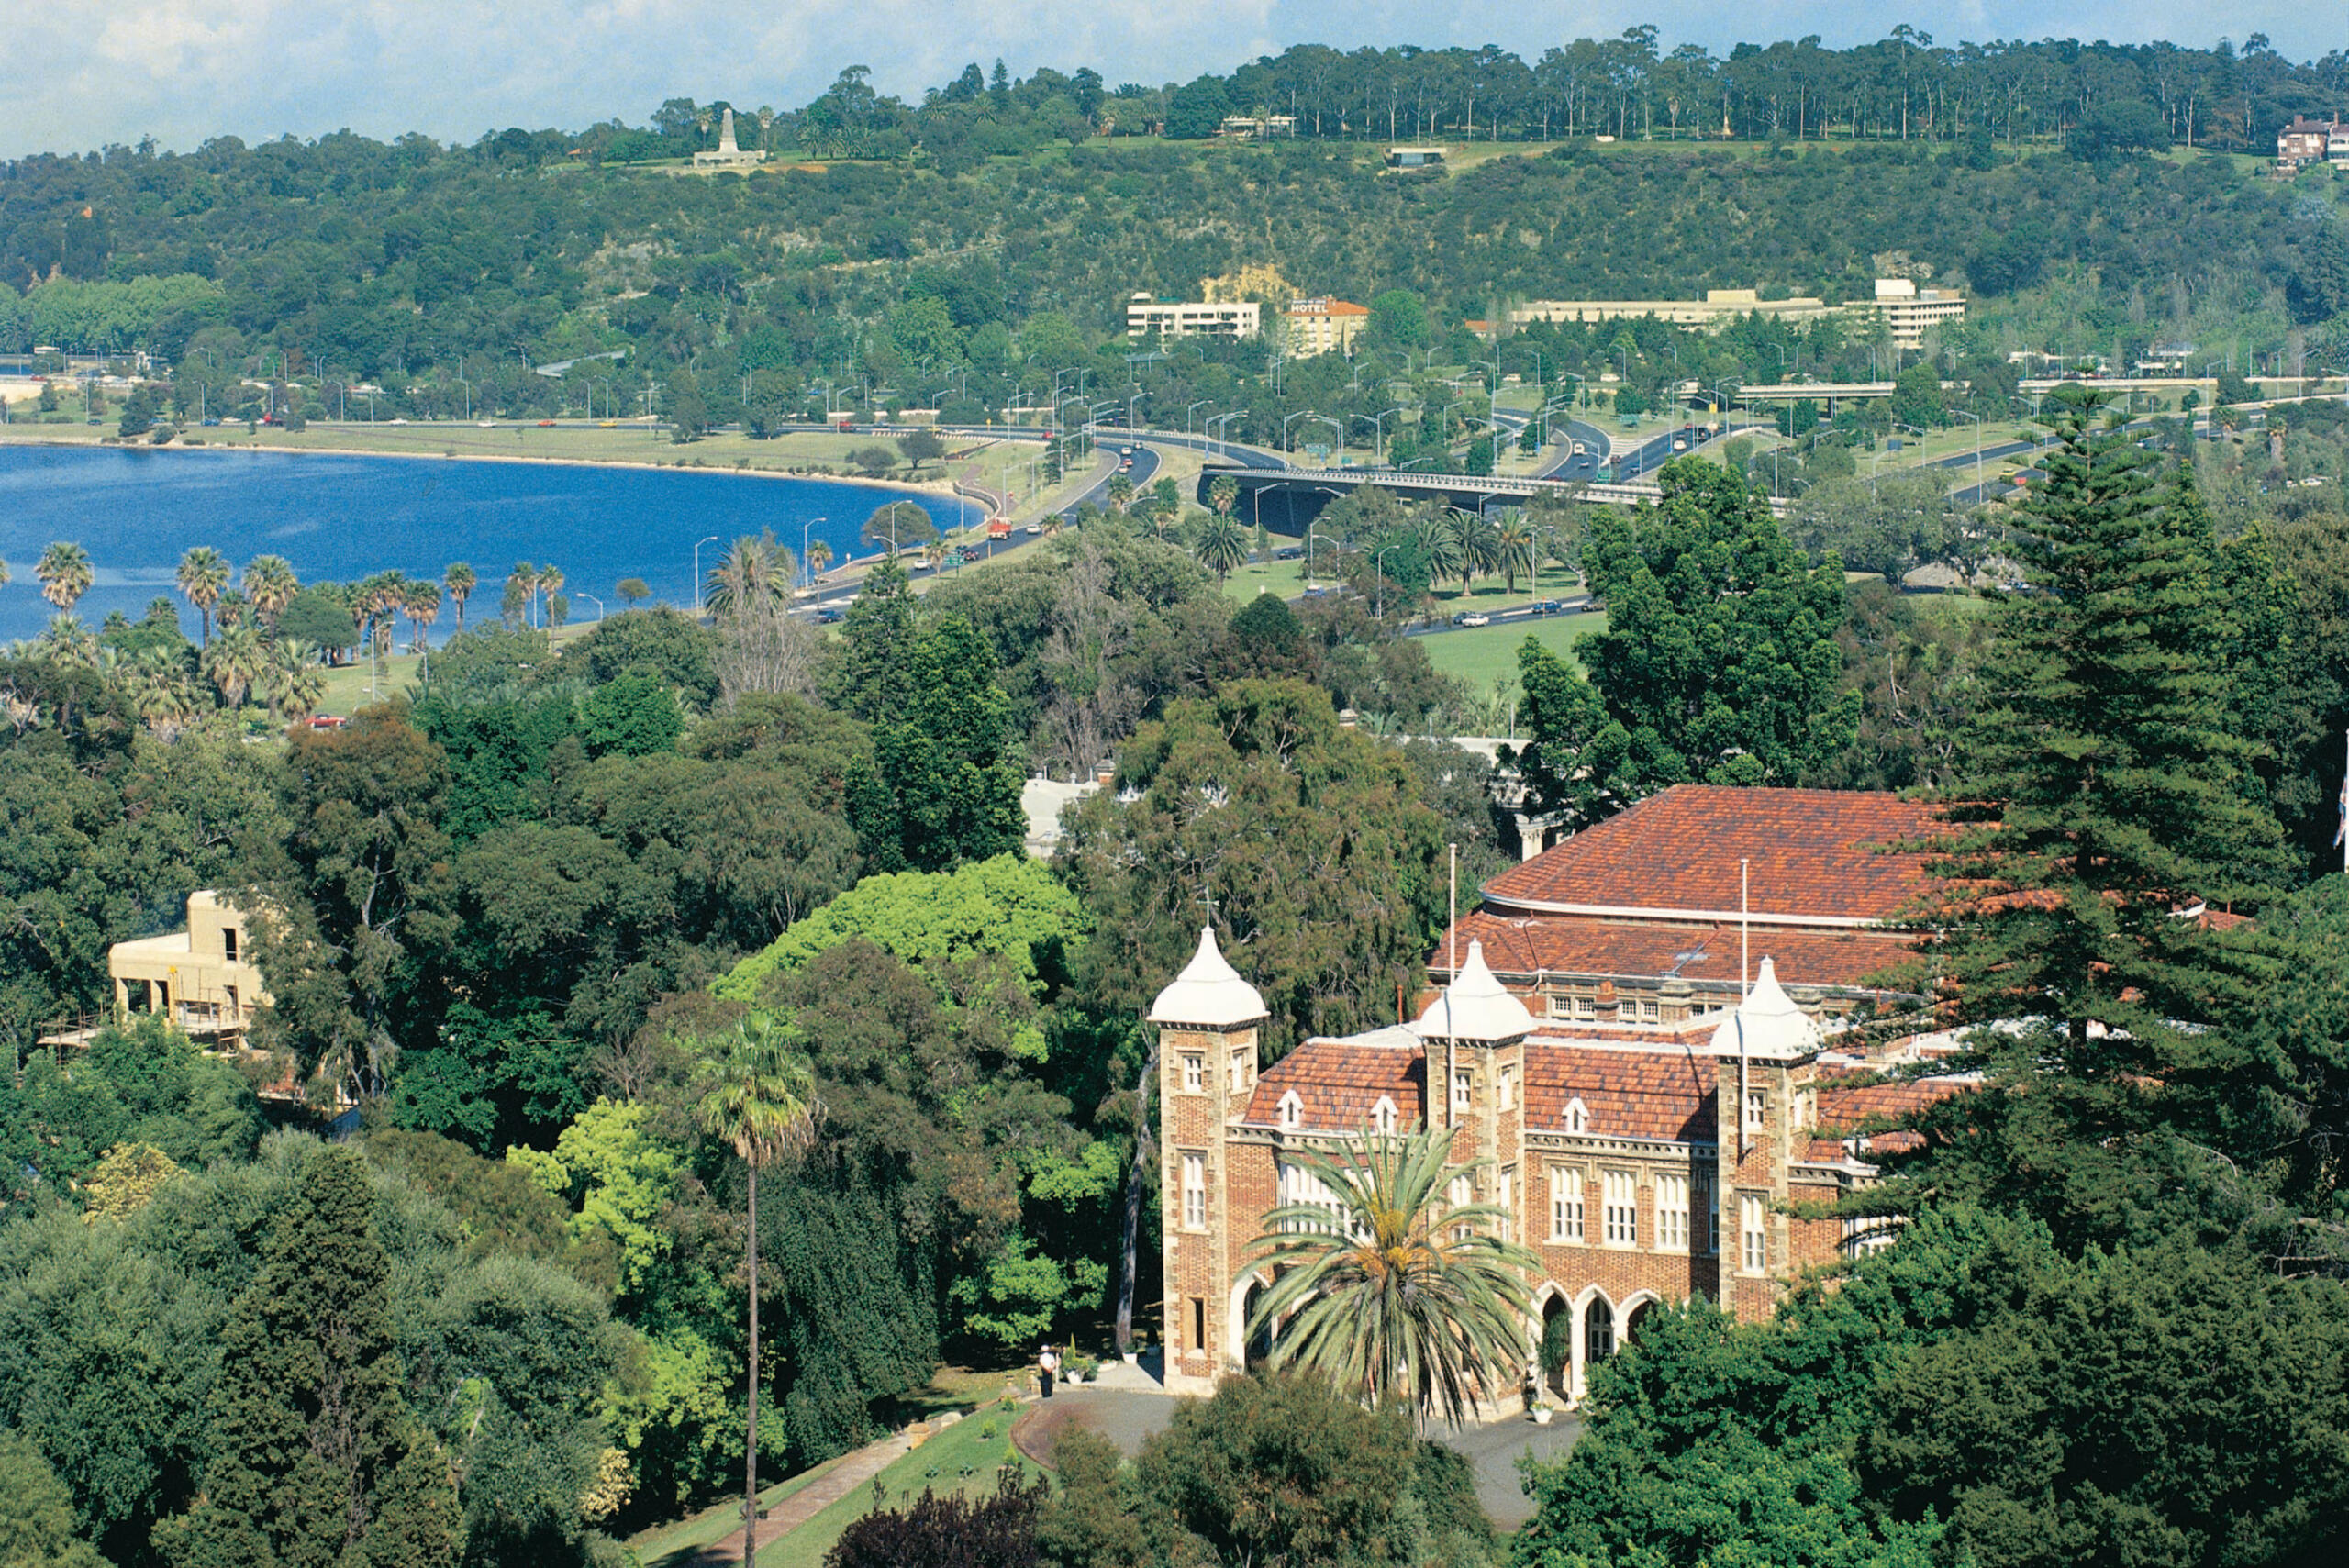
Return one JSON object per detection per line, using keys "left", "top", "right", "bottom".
{"left": 0, "top": 446, "right": 978, "bottom": 643}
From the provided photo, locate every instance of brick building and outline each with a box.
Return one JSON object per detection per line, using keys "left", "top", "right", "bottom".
{"left": 1155, "top": 788, "right": 1962, "bottom": 1407}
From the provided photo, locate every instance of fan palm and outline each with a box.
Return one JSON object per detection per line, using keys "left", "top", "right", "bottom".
{"left": 1192, "top": 514, "right": 1252, "bottom": 582}
{"left": 1492, "top": 510, "right": 1537, "bottom": 595}
{"left": 1247, "top": 1121, "right": 1537, "bottom": 1428}
{"left": 1107, "top": 473, "right": 1135, "bottom": 513}
{"left": 241, "top": 554, "right": 299, "bottom": 628}
{"left": 35, "top": 542, "right": 93, "bottom": 614}
{"left": 203, "top": 621, "right": 270, "bottom": 709}
{"left": 805, "top": 539, "right": 833, "bottom": 582}
{"left": 176, "top": 546, "right": 231, "bottom": 646}
{"left": 507, "top": 562, "right": 538, "bottom": 627}
{"left": 695, "top": 1018, "right": 818, "bottom": 1568}
{"left": 262, "top": 640, "right": 329, "bottom": 722}
{"left": 444, "top": 562, "right": 476, "bottom": 628}
{"left": 1453, "top": 510, "right": 1501, "bottom": 593}
{"left": 125, "top": 650, "right": 200, "bottom": 740}
{"left": 39, "top": 615, "right": 98, "bottom": 665}
{"left": 404, "top": 581, "right": 441, "bottom": 652}
{"left": 536, "top": 564, "right": 564, "bottom": 623}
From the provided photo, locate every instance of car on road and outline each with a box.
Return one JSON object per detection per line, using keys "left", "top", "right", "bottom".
{"left": 476, "top": 419, "right": 495, "bottom": 428}
{"left": 816, "top": 606, "right": 844, "bottom": 624}
{"left": 1024, "top": 522, "right": 1042, "bottom": 534}
{"left": 1458, "top": 612, "right": 1492, "bottom": 628}
{"left": 1275, "top": 547, "right": 1302, "bottom": 561}
{"left": 536, "top": 419, "right": 555, "bottom": 427}
{"left": 1531, "top": 599, "right": 1564, "bottom": 616}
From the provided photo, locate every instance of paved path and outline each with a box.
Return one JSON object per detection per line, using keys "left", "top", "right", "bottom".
{"left": 1010, "top": 1385, "right": 1582, "bottom": 1530}
{"left": 676, "top": 1428, "right": 920, "bottom": 1566}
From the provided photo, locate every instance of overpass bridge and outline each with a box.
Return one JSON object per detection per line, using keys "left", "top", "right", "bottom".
{"left": 1200, "top": 463, "right": 1787, "bottom": 526}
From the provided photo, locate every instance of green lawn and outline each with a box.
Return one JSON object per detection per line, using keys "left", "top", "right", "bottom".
{"left": 317, "top": 652, "right": 420, "bottom": 717}
{"left": 1421, "top": 610, "right": 1605, "bottom": 695}
{"left": 751, "top": 1398, "right": 1040, "bottom": 1568}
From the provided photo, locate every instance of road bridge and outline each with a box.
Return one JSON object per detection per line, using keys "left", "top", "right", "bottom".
{"left": 1200, "top": 464, "right": 1787, "bottom": 528}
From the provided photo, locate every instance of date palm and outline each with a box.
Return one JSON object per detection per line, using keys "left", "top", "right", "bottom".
{"left": 176, "top": 546, "right": 231, "bottom": 646}
{"left": 695, "top": 1018, "right": 818, "bottom": 1568}
{"left": 704, "top": 536, "right": 789, "bottom": 617}
{"left": 444, "top": 562, "right": 476, "bottom": 628}
{"left": 203, "top": 621, "right": 269, "bottom": 710}
{"left": 35, "top": 542, "right": 93, "bottom": 614}
{"left": 1248, "top": 1121, "right": 1536, "bottom": 1428}
{"left": 1492, "top": 509, "right": 1536, "bottom": 595}
{"left": 1453, "top": 510, "right": 1501, "bottom": 593}
{"left": 241, "top": 554, "right": 299, "bottom": 629}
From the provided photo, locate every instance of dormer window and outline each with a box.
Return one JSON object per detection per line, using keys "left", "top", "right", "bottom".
{"left": 1277, "top": 1090, "right": 1303, "bottom": 1130}
{"left": 1564, "top": 1097, "right": 1589, "bottom": 1134}
{"left": 1372, "top": 1096, "right": 1398, "bottom": 1134}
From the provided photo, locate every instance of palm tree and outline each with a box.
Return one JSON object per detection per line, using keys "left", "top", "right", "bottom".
{"left": 35, "top": 542, "right": 93, "bottom": 615}
{"left": 1453, "top": 511, "right": 1501, "bottom": 594}
{"left": 695, "top": 1018, "right": 818, "bottom": 1568}
{"left": 1415, "top": 513, "right": 1464, "bottom": 589}
{"left": 125, "top": 649, "right": 199, "bottom": 740}
{"left": 203, "top": 622, "right": 269, "bottom": 710}
{"left": 404, "top": 581, "right": 441, "bottom": 653}
{"left": 704, "top": 536, "right": 790, "bottom": 617}
{"left": 1107, "top": 473, "right": 1135, "bottom": 513}
{"left": 1192, "top": 514, "right": 1251, "bottom": 582}
{"left": 0, "top": 557, "right": 8, "bottom": 589}
{"left": 444, "top": 562, "right": 476, "bottom": 628}
{"left": 262, "top": 640, "right": 328, "bottom": 723}
{"left": 1208, "top": 475, "right": 1241, "bottom": 517}
{"left": 241, "top": 555, "right": 299, "bottom": 629}
{"left": 507, "top": 562, "right": 538, "bottom": 628}
{"left": 39, "top": 615, "right": 97, "bottom": 665}
{"left": 536, "top": 564, "right": 565, "bottom": 625}
{"left": 1492, "top": 509, "right": 1537, "bottom": 595}
{"left": 1248, "top": 1122, "right": 1536, "bottom": 1428}
{"left": 804, "top": 539, "right": 833, "bottom": 583}
{"left": 176, "top": 546, "right": 231, "bottom": 646}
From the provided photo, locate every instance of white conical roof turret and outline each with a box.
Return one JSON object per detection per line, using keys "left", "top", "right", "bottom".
{"left": 1148, "top": 927, "right": 1268, "bottom": 1029}
{"left": 1411, "top": 940, "right": 1537, "bottom": 1042}
{"left": 1708, "top": 957, "right": 1822, "bottom": 1061}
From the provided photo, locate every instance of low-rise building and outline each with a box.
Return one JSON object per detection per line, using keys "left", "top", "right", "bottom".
{"left": 1280, "top": 297, "right": 1370, "bottom": 358}
{"left": 2278, "top": 114, "right": 2342, "bottom": 168}
{"left": 1386, "top": 146, "right": 1447, "bottom": 172}
{"left": 1512, "top": 288, "right": 1830, "bottom": 330}
{"left": 1870, "top": 277, "right": 1966, "bottom": 350}
{"left": 1126, "top": 294, "right": 1262, "bottom": 341}
{"left": 107, "top": 891, "right": 270, "bottom": 1046}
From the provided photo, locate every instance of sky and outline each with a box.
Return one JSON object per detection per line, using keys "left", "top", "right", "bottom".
{"left": 2, "top": 1, "right": 2334, "bottom": 160}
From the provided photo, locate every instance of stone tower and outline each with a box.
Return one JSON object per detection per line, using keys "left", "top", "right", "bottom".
{"left": 1410, "top": 939, "right": 1536, "bottom": 1220}
{"left": 1151, "top": 927, "right": 1267, "bottom": 1396}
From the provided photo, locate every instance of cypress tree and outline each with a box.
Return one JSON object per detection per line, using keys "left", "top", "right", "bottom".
{"left": 1897, "top": 386, "right": 2288, "bottom": 1237}
{"left": 159, "top": 1146, "right": 460, "bottom": 1568}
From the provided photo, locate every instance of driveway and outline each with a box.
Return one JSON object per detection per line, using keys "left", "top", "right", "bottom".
{"left": 1011, "top": 1385, "right": 1582, "bottom": 1530}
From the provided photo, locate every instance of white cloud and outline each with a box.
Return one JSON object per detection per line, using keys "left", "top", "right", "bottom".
{"left": 0, "top": 0, "right": 2332, "bottom": 158}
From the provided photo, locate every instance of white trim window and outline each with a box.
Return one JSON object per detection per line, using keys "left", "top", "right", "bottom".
{"left": 1602, "top": 1170, "right": 1638, "bottom": 1246}
{"left": 1549, "top": 1167, "right": 1585, "bottom": 1242}
{"left": 1448, "top": 1173, "right": 1475, "bottom": 1240}
{"left": 1181, "top": 1053, "right": 1203, "bottom": 1094}
{"left": 1741, "top": 1194, "right": 1767, "bottom": 1273}
{"left": 1496, "top": 1167, "right": 1515, "bottom": 1242}
{"left": 1743, "top": 1090, "right": 1767, "bottom": 1135}
{"left": 1842, "top": 1214, "right": 1900, "bottom": 1257}
{"left": 1655, "top": 1173, "right": 1689, "bottom": 1252}
{"left": 1372, "top": 1095, "right": 1398, "bottom": 1134}
{"left": 1452, "top": 1068, "right": 1473, "bottom": 1113}
{"left": 1277, "top": 1090, "right": 1303, "bottom": 1130}
{"left": 1564, "top": 1097, "right": 1589, "bottom": 1135}
{"left": 1498, "top": 1064, "right": 1517, "bottom": 1111}
{"left": 1230, "top": 1051, "right": 1251, "bottom": 1093}
{"left": 1694, "top": 1168, "right": 1719, "bottom": 1254}
{"left": 1181, "top": 1152, "right": 1208, "bottom": 1230}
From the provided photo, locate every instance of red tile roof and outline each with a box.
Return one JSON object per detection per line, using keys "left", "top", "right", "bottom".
{"left": 1526, "top": 1043, "right": 1716, "bottom": 1142}
{"left": 1485, "top": 786, "right": 1943, "bottom": 922}
{"left": 1246, "top": 1037, "right": 1424, "bottom": 1130}
{"left": 1440, "top": 908, "right": 1920, "bottom": 994}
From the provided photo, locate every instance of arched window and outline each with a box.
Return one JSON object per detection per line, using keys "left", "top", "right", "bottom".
{"left": 1564, "top": 1097, "right": 1590, "bottom": 1134}
{"left": 1371, "top": 1095, "right": 1398, "bottom": 1134}
{"left": 1277, "top": 1090, "right": 1303, "bottom": 1130}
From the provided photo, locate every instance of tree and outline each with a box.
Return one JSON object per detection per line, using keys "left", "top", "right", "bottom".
{"left": 200, "top": 621, "right": 268, "bottom": 709}
{"left": 1510, "top": 458, "right": 1857, "bottom": 827}
{"left": 856, "top": 617, "right": 1026, "bottom": 872}
{"left": 696, "top": 1018, "right": 818, "bottom": 1568}
{"left": 665, "top": 366, "right": 708, "bottom": 440}
{"left": 240, "top": 555, "right": 298, "bottom": 628}
{"left": 156, "top": 1146, "right": 461, "bottom": 1568}
{"left": 0, "top": 1432, "right": 106, "bottom": 1568}
{"left": 617, "top": 578, "right": 651, "bottom": 606}
{"left": 703, "top": 535, "right": 790, "bottom": 617}
{"left": 444, "top": 562, "right": 476, "bottom": 628}
{"left": 896, "top": 428, "right": 947, "bottom": 474}
{"left": 2065, "top": 97, "right": 2168, "bottom": 161}
{"left": 1892, "top": 387, "right": 2289, "bottom": 1244}
{"left": 863, "top": 502, "right": 938, "bottom": 554}
{"left": 828, "top": 1471, "right": 1048, "bottom": 1568}
{"left": 278, "top": 589, "right": 359, "bottom": 659}
{"left": 1163, "top": 75, "right": 1232, "bottom": 139}
{"left": 175, "top": 547, "right": 230, "bottom": 647}
{"left": 1248, "top": 1123, "right": 1535, "bottom": 1427}
{"left": 1208, "top": 475, "right": 1240, "bottom": 517}
{"left": 1191, "top": 515, "right": 1250, "bottom": 582}
{"left": 1787, "top": 471, "right": 1959, "bottom": 582}
{"left": 1367, "top": 291, "right": 1430, "bottom": 351}
{"left": 34, "top": 543, "right": 92, "bottom": 615}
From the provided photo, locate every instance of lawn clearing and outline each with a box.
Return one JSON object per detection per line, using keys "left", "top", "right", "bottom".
{"left": 755, "top": 1396, "right": 1041, "bottom": 1568}
{"left": 1419, "top": 610, "right": 1605, "bottom": 695}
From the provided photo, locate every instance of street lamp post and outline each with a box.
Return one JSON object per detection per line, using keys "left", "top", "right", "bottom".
{"left": 572, "top": 590, "right": 605, "bottom": 623}
{"left": 1282, "top": 409, "right": 1313, "bottom": 454}
{"left": 1372, "top": 542, "right": 1399, "bottom": 621}
{"left": 1207, "top": 411, "right": 1242, "bottom": 459}
{"left": 693, "top": 535, "right": 719, "bottom": 614}
{"left": 1310, "top": 416, "right": 1344, "bottom": 467}
{"left": 800, "top": 517, "right": 826, "bottom": 591}
{"left": 1371, "top": 406, "right": 1405, "bottom": 463}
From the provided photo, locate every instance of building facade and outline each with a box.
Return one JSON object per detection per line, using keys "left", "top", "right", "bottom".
{"left": 2277, "top": 115, "right": 2343, "bottom": 168}
{"left": 1157, "top": 785, "right": 1958, "bottom": 1407}
{"left": 1156, "top": 931, "right": 1952, "bottom": 1406}
{"left": 1870, "top": 277, "right": 1966, "bottom": 350}
{"left": 108, "top": 891, "right": 270, "bottom": 1046}
{"left": 1281, "top": 298, "right": 1370, "bottom": 359}
{"left": 1126, "top": 294, "right": 1262, "bottom": 341}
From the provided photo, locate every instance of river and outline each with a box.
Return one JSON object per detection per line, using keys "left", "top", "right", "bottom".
{"left": 0, "top": 445, "right": 978, "bottom": 643}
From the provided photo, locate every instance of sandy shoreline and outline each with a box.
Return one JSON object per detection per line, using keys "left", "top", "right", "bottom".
{"left": 0, "top": 430, "right": 1000, "bottom": 519}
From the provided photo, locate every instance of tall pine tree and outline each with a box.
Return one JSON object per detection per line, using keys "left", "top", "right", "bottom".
{"left": 159, "top": 1146, "right": 460, "bottom": 1568}
{"left": 1892, "top": 386, "right": 2289, "bottom": 1243}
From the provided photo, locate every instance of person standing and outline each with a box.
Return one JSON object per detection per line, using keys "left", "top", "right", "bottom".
{"left": 1038, "top": 1343, "right": 1059, "bottom": 1399}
